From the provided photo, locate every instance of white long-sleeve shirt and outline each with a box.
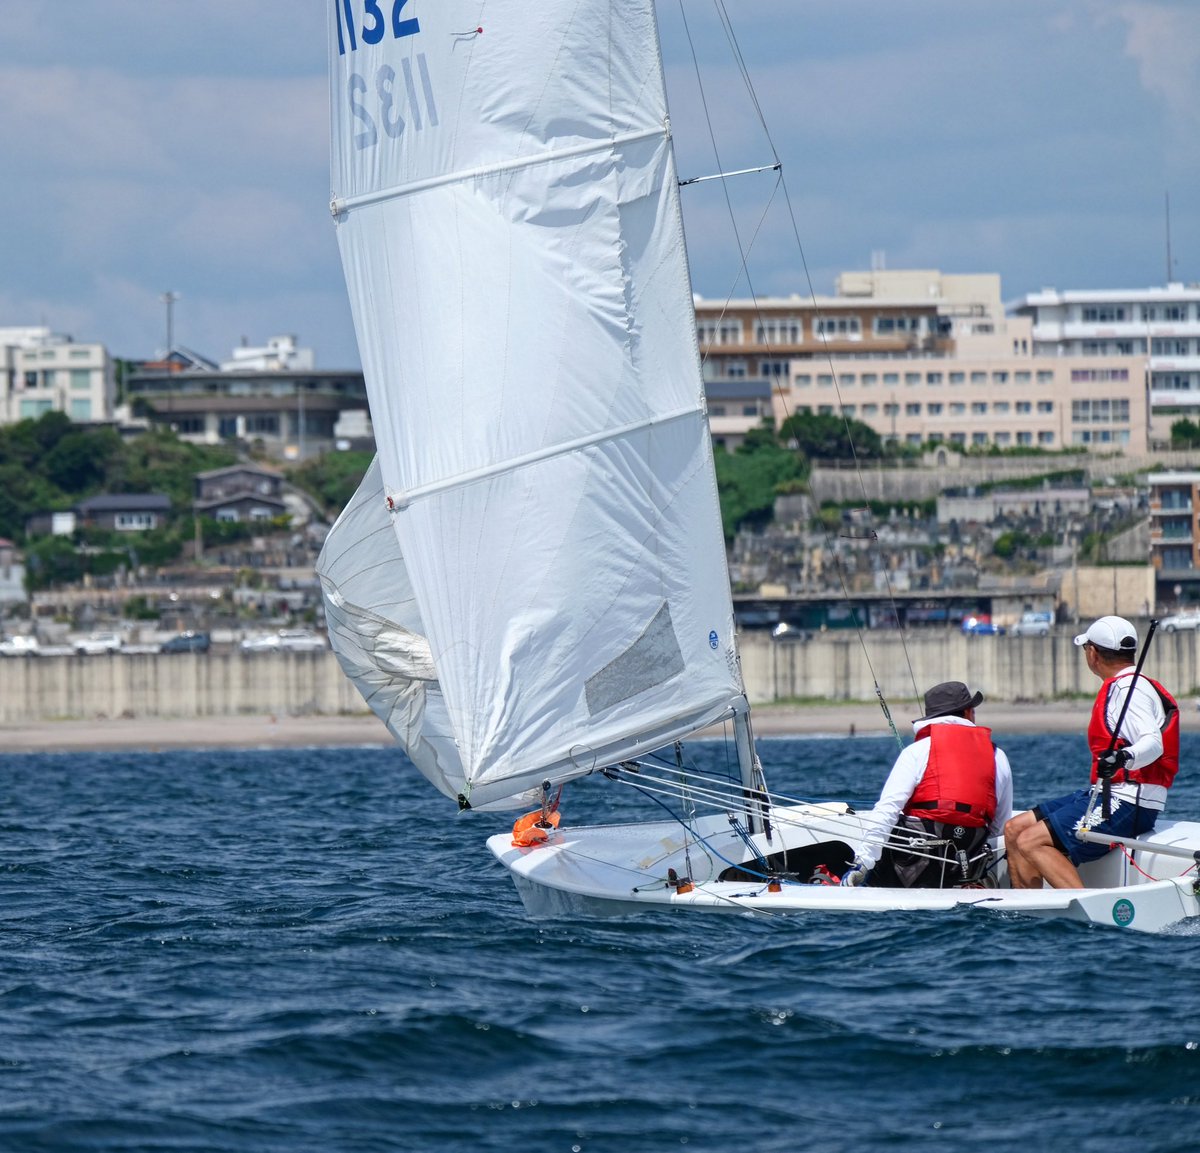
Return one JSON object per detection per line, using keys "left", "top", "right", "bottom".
{"left": 855, "top": 715, "right": 1014, "bottom": 870}
{"left": 1099, "top": 666, "right": 1168, "bottom": 810}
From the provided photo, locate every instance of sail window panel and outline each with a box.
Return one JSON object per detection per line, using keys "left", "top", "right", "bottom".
{"left": 585, "top": 602, "right": 685, "bottom": 716}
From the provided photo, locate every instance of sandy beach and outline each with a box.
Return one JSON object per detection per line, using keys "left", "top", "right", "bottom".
{"left": 0, "top": 699, "right": 1112, "bottom": 754}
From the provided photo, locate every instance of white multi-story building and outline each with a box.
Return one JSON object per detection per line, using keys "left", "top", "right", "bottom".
{"left": 219, "top": 334, "right": 315, "bottom": 373}
{"left": 1012, "top": 283, "right": 1200, "bottom": 445}
{"left": 1, "top": 328, "right": 115, "bottom": 424}
{"left": 698, "top": 271, "right": 1148, "bottom": 451}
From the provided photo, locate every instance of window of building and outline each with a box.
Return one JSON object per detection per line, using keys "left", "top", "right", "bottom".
{"left": 992, "top": 371, "right": 1008, "bottom": 384}
{"left": 68, "top": 348, "right": 91, "bottom": 360}
{"left": 995, "top": 431, "right": 1011, "bottom": 446}
{"left": 949, "top": 372, "right": 965, "bottom": 384}
{"left": 755, "top": 318, "right": 802, "bottom": 344}
{"left": 927, "top": 372, "right": 943, "bottom": 384}
{"left": 1037, "top": 431, "right": 1055, "bottom": 445}
{"left": 725, "top": 361, "right": 747, "bottom": 378}
{"left": 741, "top": 404, "right": 760, "bottom": 416}
{"left": 19, "top": 398, "right": 53, "bottom": 418}
{"left": 905, "top": 403, "right": 921, "bottom": 415}
{"left": 70, "top": 369, "right": 91, "bottom": 390}
{"left": 1036, "top": 400, "right": 1053, "bottom": 413}
{"left": 115, "top": 512, "right": 156, "bottom": 531}
{"left": 708, "top": 404, "right": 725, "bottom": 416}
{"left": 927, "top": 402, "right": 943, "bottom": 415}
{"left": 793, "top": 374, "right": 812, "bottom": 387}
{"left": 883, "top": 403, "right": 899, "bottom": 416}
{"left": 697, "top": 319, "right": 743, "bottom": 345}
{"left": 818, "top": 405, "right": 833, "bottom": 415}
{"left": 905, "top": 372, "right": 921, "bottom": 385}
{"left": 69, "top": 398, "right": 91, "bottom": 420}
{"left": 906, "top": 433, "right": 922, "bottom": 444}
{"left": 815, "top": 316, "right": 861, "bottom": 337}
{"left": 862, "top": 373, "right": 878, "bottom": 385}
{"left": 818, "top": 374, "right": 834, "bottom": 387}
{"left": 884, "top": 373, "right": 899, "bottom": 386}
{"left": 1017, "top": 431, "right": 1032, "bottom": 445}
{"left": 949, "top": 402, "right": 965, "bottom": 415}
{"left": 972, "top": 432, "right": 988, "bottom": 446}
{"left": 760, "top": 360, "right": 789, "bottom": 377}
{"left": 993, "top": 401, "right": 1010, "bottom": 414}
{"left": 1070, "top": 367, "right": 1130, "bottom": 383}
{"left": 1015, "top": 371, "right": 1031, "bottom": 383}
{"left": 1016, "top": 401, "right": 1032, "bottom": 414}
{"left": 971, "top": 402, "right": 987, "bottom": 414}
{"left": 840, "top": 373, "right": 856, "bottom": 385}
{"left": 1082, "top": 305, "right": 1126, "bottom": 322}
{"left": 246, "top": 415, "right": 279, "bottom": 435}
{"left": 970, "top": 371, "right": 987, "bottom": 384}
{"left": 1037, "top": 371, "right": 1053, "bottom": 384}
{"left": 873, "top": 315, "right": 921, "bottom": 335}
{"left": 842, "top": 404, "right": 856, "bottom": 416}
{"left": 949, "top": 432, "right": 966, "bottom": 445}
{"left": 862, "top": 403, "right": 878, "bottom": 415}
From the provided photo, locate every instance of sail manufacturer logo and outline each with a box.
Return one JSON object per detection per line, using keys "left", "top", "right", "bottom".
{"left": 334, "top": 0, "right": 419, "bottom": 55}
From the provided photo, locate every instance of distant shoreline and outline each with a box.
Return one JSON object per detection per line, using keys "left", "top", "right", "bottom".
{"left": 0, "top": 699, "right": 1113, "bottom": 754}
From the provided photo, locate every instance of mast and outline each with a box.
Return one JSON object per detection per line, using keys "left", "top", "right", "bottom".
{"left": 733, "top": 701, "right": 768, "bottom": 836}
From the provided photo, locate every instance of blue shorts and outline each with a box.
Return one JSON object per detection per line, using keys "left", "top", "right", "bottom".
{"left": 1034, "top": 788, "right": 1158, "bottom": 866}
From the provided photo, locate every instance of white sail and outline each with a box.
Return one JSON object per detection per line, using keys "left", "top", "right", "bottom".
{"left": 323, "top": 1, "right": 744, "bottom": 809}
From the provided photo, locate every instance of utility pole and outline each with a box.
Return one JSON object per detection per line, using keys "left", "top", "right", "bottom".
{"left": 162, "top": 291, "right": 180, "bottom": 359}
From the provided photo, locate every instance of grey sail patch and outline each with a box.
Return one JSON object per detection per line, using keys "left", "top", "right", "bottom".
{"left": 585, "top": 602, "right": 685, "bottom": 716}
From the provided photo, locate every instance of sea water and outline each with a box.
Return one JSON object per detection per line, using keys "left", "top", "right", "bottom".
{"left": 1, "top": 732, "right": 1198, "bottom": 1152}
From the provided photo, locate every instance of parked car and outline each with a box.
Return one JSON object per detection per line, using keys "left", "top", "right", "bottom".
{"left": 1009, "top": 611, "right": 1052, "bottom": 638}
{"left": 961, "top": 615, "right": 1004, "bottom": 637}
{"left": 240, "top": 628, "right": 327, "bottom": 653}
{"left": 0, "top": 634, "right": 40, "bottom": 657}
{"left": 160, "top": 630, "right": 211, "bottom": 654}
{"left": 1159, "top": 612, "right": 1200, "bottom": 634}
{"left": 74, "top": 631, "right": 123, "bottom": 655}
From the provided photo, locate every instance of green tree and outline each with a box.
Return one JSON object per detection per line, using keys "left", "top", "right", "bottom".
{"left": 1170, "top": 418, "right": 1200, "bottom": 449}
{"left": 287, "top": 450, "right": 374, "bottom": 518}
{"left": 778, "top": 411, "right": 883, "bottom": 460}
{"left": 713, "top": 426, "right": 803, "bottom": 538}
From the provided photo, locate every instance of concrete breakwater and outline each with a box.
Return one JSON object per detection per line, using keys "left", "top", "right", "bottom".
{"left": 0, "top": 631, "right": 1196, "bottom": 726}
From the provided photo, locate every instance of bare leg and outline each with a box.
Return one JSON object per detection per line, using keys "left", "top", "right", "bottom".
{"left": 1004, "top": 812, "right": 1038, "bottom": 889}
{"left": 1010, "top": 821, "right": 1085, "bottom": 890}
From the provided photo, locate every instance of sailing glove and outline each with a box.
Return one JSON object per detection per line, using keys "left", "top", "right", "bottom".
{"left": 1096, "top": 748, "right": 1131, "bottom": 780}
{"left": 840, "top": 860, "right": 868, "bottom": 887}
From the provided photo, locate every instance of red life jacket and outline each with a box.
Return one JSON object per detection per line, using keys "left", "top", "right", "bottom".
{"left": 903, "top": 724, "right": 997, "bottom": 828}
{"left": 1088, "top": 673, "right": 1179, "bottom": 788}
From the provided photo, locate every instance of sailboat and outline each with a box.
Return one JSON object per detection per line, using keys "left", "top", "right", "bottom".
{"left": 316, "top": 1, "right": 1200, "bottom": 933}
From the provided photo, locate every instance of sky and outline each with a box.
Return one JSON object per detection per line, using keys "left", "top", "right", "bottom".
{"left": 1, "top": 1, "right": 1197, "bottom": 369}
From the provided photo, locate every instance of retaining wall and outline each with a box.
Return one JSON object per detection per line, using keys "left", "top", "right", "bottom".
{"left": 0, "top": 632, "right": 1196, "bottom": 725}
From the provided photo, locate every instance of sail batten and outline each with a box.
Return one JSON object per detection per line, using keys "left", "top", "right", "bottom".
{"left": 386, "top": 406, "right": 704, "bottom": 509}
{"left": 331, "top": 124, "right": 667, "bottom": 217}
{"left": 322, "top": 1, "right": 745, "bottom": 806}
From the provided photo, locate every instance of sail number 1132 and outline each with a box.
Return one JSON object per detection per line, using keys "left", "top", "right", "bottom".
{"left": 335, "top": 0, "right": 419, "bottom": 56}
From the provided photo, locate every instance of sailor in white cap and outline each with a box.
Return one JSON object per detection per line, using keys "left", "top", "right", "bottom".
{"left": 1005, "top": 615, "right": 1180, "bottom": 888}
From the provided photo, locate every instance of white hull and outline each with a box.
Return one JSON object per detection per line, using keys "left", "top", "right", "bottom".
{"left": 488, "top": 804, "right": 1200, "bottom": 933}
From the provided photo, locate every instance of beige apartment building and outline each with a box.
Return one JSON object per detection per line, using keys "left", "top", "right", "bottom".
{"left": 698, "top": 270, "right": 1148, "bottom": 451}
{"left": 1, "top": 327, "right": 115, "bottom": 425}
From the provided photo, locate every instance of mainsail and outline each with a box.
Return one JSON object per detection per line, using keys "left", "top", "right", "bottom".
{"left": 318, "top": 1, "right": 745, "bottom": 809}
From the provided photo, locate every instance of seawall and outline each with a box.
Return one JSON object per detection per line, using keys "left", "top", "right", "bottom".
{"left": 0, "top": 631, "right": 1196, "bottom": 725}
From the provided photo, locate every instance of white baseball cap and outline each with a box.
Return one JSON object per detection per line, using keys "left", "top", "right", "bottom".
{"left": 1073, "top": 615, "right": 1138, "bottom": 653}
